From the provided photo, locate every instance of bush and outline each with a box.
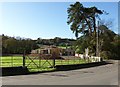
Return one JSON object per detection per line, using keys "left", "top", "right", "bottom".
{"left": 100, "top": 51, "right": 112, "bottom": 59}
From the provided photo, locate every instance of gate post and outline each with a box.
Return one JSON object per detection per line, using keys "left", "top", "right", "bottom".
{"left": 53, "top": 57, "right": 55, "bottom": 68}
{"left": 23, "top": 51, "right": 26, "bottom": 67}
{"left": 52, "top": 52, "right": 55, "bottom": 68}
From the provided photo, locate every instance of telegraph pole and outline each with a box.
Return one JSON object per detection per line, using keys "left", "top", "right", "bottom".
{"left": 96, "top": 21, "right": 99, "bottom": 57}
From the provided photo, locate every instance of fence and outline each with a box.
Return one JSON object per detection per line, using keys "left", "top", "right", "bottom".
{"left": 1, "top": 53, "right": 92, "bottom": 72}
{"left": 1, "top": 54, "right": 23, "bottom": 67}
{"left": 24, "top": 54, "right": 90, "bottom": 72}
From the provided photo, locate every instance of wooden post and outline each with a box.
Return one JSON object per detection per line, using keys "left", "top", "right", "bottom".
{"left": 23, "top": 51, "right": 25, "bottom": 67}
{"left": 52, "top": 52, "right": 55, "bottom": 68}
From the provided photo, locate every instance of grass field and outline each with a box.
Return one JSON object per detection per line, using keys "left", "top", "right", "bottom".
{"left": 1, "top": 56, "right": 88, "bottom": 72}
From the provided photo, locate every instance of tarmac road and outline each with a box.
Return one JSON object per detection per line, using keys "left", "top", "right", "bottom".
{"left": 1, "top": 60, "right": 119, "bottom": 85}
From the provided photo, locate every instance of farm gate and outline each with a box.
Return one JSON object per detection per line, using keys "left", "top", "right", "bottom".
{"left": 24, "top": 53, "right": 55, "bottom": 72}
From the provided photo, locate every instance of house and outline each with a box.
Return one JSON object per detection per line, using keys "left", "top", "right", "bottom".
{"left": 31, "top": 45, "right": 63, "bottom": 59}
{"left": 31, "top": 45, "right": 75, "bottom": 59}
{"left": 62, "top": 48, "right": 75, "bottom": 56}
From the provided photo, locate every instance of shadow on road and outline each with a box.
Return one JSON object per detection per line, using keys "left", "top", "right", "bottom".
{"left": 1, "top": 61, "right": 113, "bottom": 77}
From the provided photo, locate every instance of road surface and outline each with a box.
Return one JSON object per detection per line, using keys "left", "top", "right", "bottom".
{"left": 1, "top": 60, "right": 119, "bottom": 85}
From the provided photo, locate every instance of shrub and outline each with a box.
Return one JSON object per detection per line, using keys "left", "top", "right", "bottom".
{"left": 100, "top": 51, "right": 112, "bottom": 59}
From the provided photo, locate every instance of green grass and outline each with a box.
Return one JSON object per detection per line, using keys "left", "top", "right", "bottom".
{"left": 1, "top": 56, "right": 23, "bottom": 67}
{"left": 1, "top": 56, "right": 88, "bottom": 72}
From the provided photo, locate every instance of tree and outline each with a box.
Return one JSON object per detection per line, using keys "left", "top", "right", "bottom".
{"left": 112, "top": 35, "right": 120, "bottom": 59}
{"left": 99, "top": 19, "right": 113, "bottom": 29}
{"left": 97, "top": 25, "right": 116, "bottom": 59}
{"left": 2, "top": 35, "right": 39, "bottom": 54}
{"left": 67, "top": 2, "right": 105, "bottom": 56}
{"left": 67, "top": 2, "right": 103, "bottom": 38}
{"left": 54, "top": 37, "right": 61, "bottom": 46}
{"left": 74, "top": 24, "right": 119, "bottom": 59}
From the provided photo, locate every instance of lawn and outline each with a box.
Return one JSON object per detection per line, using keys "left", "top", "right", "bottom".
{"left": 1, "top": 56, "right": 88, "bottom": 72}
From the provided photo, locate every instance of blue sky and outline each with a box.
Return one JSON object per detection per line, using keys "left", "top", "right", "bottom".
{"left": 0, "top": 2, "right": 118, "bottom": 39}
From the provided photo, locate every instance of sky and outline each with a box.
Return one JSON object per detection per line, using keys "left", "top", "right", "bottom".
{"left": 0, "top": 1, "right": 118, "bottom": 39}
